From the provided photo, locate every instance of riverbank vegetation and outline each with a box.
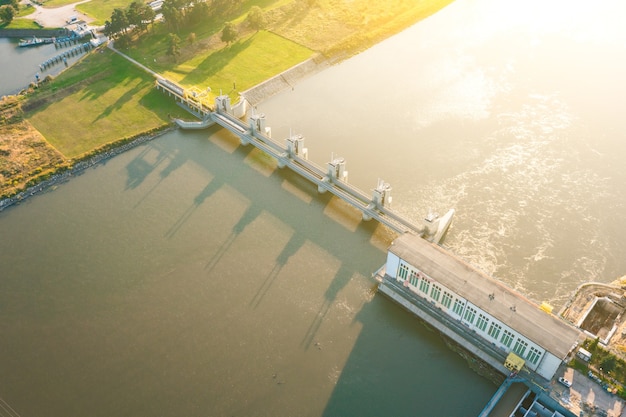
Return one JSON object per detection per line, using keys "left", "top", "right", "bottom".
{"left": 568, "top": 338, "right": 626, "bottom": 400}
{"left": 1, "top": 0, "right": 454, "bottom": 200}
{"left": 0, "top": 96, "right": 67, "bottom": 198}
{"left": 0, "top": 0, "right": 40, "bottom": 27}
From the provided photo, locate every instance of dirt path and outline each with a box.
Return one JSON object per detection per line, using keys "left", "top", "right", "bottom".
{"left": 21, "top": 0, "right": 93, "bottom": 28}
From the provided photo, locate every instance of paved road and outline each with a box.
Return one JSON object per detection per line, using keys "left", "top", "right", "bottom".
{"left": 553, "top": 366, "right": 625, "bottom": 417}
{"left": 20, "top": 0, "right": 93, "bottom": 28}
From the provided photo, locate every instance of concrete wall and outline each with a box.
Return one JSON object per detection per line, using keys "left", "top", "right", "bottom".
{"left": 241, "top": 55, "right": 329, "bottom": 106}
{"left": 385, "top": 251, "right": 400, "bottom": 279}
{"left": 0, "top": 28, "right": 70, "bottom": 38}
{"left": 535, "top": 354, "right": 561, "bottom": 381}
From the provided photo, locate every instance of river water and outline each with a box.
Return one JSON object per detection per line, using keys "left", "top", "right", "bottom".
{"left": 1, "top": 0, "right": 625, "bottom": 416}
{"left": 258, "top": 0, "right": 626, "bottom": 305}
{"left": 0, "top": 37, "right": 86, "bottom": 96}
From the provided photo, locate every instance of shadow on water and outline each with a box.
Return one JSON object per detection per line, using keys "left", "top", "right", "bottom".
{"left": 83, "top": 123, "right": 496, "bottom": 416}
{"left": 321, "top": 297, "right": 496, "bottom": 417}
{"left": 203, "top": 201, "right": 264, "bottom": 272}
{"left": 164, "top": 176, "right": 223, "bottom": 239}
{"left": 125, "top": 141, "right": 178, "bottom": 190}
{"left": 250, "top": 231, "right": 308, "bottom": 309}
{"left": 143, "top": 127, "right": 392, "bottom": 345}
{"left": 159, "top": 128, "right": 497, "bottom": 414}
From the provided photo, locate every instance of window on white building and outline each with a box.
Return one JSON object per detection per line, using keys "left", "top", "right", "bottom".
{"left": 488, "top": 322, "right": 501, "bottom": 339}
{"left": 464, "top": 306, "right": 477, "bottom": 324}
{"left": 476, "top": 314, "right": 489, "bottom": 332}
{"left": 430, "top": 284, "right": 441, "bottom": 302}
{"left": 398, "top": 263, "right": 409, "bottom": 280}
{"left": 452, "top": 299, "right": 464, "bottom": 316}
{"left": 513, "top": 339, "right": 528, "bottom": 357}
{"left": 441, "top": 291, "right": 453, "bottom": 309}
{"left": 500, "top": 330, "right": 514, "bottom": 348}
{"left": 527, "top": 346, "right": 542, "bottom": 365}
{"left": 419, "top": 278, "right": 430, "bottom": 294}
{"left": 409, "top": 270, "right": 419, "bottom": 286}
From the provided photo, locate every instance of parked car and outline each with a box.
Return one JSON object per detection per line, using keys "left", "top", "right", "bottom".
{"left": 558, "top": 377, "right": 572, "bottom": 388}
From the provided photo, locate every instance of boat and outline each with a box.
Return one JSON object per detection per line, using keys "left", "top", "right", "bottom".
{"left": 18, "top": 36, "right": 54, "bottom": 47}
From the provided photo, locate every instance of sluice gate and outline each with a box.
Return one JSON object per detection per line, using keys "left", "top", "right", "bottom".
{"left": 157, "top": 79, "right": 454, "bottom": 241}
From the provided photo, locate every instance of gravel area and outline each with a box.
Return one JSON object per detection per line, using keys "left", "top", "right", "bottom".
{"left": 21, "top": 0, "right": 93, "bottom": 28}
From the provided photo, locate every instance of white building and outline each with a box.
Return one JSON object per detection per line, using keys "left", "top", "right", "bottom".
{"left": 381, "top": 233, "right": 582, "bottom": 381}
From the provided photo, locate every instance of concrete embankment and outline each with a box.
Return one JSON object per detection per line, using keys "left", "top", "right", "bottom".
{"left": 0, "top": 28, "right": 70, "bottom": 38}
{"left": 0, "top": 126, "right": 176, "bottom": 212}
{"left": 241, "top": 55, "right": 330, "bottom": 105}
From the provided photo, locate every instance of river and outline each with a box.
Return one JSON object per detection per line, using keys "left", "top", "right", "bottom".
{"left": 1, "top": 0, "right": 625, "bottom": 416}
{"left": 258, "top": 0, "right": 626, "bottom": 306}
{"left": 0, "top": 37, "right": 86, "bottom": 96}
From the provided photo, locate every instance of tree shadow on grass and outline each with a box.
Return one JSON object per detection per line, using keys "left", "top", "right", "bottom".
{"left": 269, "top": 2, "right": 313, "bottom": 35}
{"left": 91, "top": 81, "right": 150, "bottom": 123}
{"left": 180, "top": 36, "right": 254, "bottom": 86}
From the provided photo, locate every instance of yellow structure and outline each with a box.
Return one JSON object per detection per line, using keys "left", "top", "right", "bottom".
{"left": 540, "top": 302, "right": 553, "bottom": 314}
{"left": 504, "top": 352, "right": 525, "bottom": 372}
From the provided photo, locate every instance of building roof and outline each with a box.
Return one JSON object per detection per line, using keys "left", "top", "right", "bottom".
{"left": 390, "top": 233, "right": 582, "bottom": 359}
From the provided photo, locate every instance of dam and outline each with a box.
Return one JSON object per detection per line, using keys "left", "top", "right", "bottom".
{"left": 155, "top": 76, "right": 455, "bottom": 242}
{"left": 154, "top": 75, "right": 620, "bottom": 417}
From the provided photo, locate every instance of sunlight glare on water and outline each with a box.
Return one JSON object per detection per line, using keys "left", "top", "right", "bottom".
{"left": 260, "top": 0, "right": 626, "bottom": 307}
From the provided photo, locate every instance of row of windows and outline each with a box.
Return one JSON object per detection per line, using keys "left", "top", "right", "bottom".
{"left": 396, "top": 261, "right": 544, "bottom": 366}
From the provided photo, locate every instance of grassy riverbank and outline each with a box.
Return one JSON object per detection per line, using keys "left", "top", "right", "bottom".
{"left": 24, "top": 49, "right": 186, "bottom": 158}
{"left": 1, "top": 0, "right": 454, "bottom": 201}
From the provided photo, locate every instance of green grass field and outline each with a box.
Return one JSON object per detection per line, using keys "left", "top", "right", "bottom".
{"left": 155, "top": 30, "right": 312, "bottom": 102}
{"left": 18, "top": 0, "right": 454, "bottom": 165}
{"left": 1, "top": 5, "right": 41, "bottom": 30}
{"left": 26, "top": 49, "right": 187, "bottom": 158}
{"left": 75, "top": 0, "right": 134, "bottom": 26}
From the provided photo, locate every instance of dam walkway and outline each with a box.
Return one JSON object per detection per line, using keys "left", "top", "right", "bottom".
{"left": 154, "top": 76, "right": 454, "bottom": 240}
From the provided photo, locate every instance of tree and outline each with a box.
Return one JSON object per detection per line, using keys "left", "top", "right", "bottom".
{"left": 110, "top": 8, "right": 129, "bottom": 36}
{"left": 221, "top": 22, "right": 237, "bottom": 45}
{"left": 246, "top": 6, "right": 265, "bottom": 31}
{"left": 161, "top": 2, "right": 182, "bottom": 32}
{"left": 167, "top": 33, "right": 181, "bottom": 61}
{"left": 139, "top": 4, "right": 156, "bottom": 31}
{"left": 0, "top": 4, "right": 15, "bottom": 24}
{"left": 126, "top": 0, "right": 154, "bottom": 33}
{"left": 188, "top": 1, "right": 209, "bottom": 25}
{"left": 0, "top": 0, "right": 18, "bottom": 8}
{"left": 126, "top": 1, "right": 142, "bottom": 31}
{"left": 600, "top": 354, "right": 617, "bottom": 374}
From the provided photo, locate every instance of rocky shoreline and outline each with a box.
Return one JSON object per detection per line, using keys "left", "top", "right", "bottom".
{"left": 0, "top": 125, "right": 176, "bottom": 212}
